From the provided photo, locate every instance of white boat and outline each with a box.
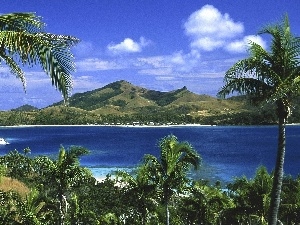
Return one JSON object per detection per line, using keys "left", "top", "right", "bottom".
{"left": 0, "top": 138, "right": 9, "bottom": 145}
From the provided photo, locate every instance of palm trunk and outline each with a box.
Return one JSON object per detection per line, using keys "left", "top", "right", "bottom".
{"left": 58, "top": 184, "right": 67, "bottom": 225}
{"left": 58, "top": 191, "right": 65, "bottom": 225}
{"left": 58, "top": 195, "right": 64, "bottom": 225}
{"left": 164, "top": 185, "right": 170, "bottom": 225}
{"left": 166, "top": 202, "right": 170, "bottom": 225}
{"left": 268, "top": 101, "right": 288, "bottom": 225}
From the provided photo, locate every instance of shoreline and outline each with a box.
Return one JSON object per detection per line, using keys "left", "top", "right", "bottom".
{"left": 2, "top": 123, "right": 300, "bottom": 128}
{"left": 0, "top": 124, "right": 215, "bottom": 128}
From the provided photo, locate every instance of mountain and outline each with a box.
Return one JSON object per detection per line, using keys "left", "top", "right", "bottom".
{"left": 11, "top": 104, "right": 39, "bottom": 112}
{"left": 1, "top": 80, "right": 283, "bottom": 125}
{"left": 52, "top": 80, "right": 244, "bottom": 116}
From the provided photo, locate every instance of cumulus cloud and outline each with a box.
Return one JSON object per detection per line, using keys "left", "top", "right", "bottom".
{"left": 107, "top": 37, "right": 151, "bottom": 54}
{"left": 184, "top": 4, "right": 244, "bottom": 52}
{"left": 225, "top": 35, "right": 267, "bottom": 53}
{"left": 183, "top": 5, "right": 268, "bottom": 55}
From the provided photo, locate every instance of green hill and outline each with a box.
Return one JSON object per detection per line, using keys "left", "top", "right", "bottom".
{"left": 11, "top": 104, "right": 39, "bottom": 112}
{"left": 52, "top": 80, "right": 245, "bottom": 117}
{"left": 2, "top": 80, "right": 290, "bottom": 125}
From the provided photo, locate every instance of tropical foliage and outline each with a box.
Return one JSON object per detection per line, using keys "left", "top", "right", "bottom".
{"left": 1, "top": 11, "right": 300, "bottom": 225}
{"left": 0, "top": 135, "right": 300, "bottom": 224}
{"left": 0, "top": 12, "right": 79, "bottom": 100}
{"left": 142, "top": 134, "right": 200, "bottom": 225}
{"left": 218, "top": 15, "right": 300, "bottom": 225}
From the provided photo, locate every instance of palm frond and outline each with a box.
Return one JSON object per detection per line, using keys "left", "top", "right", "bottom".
{"left": 218, "top": 56, "right": 276, "bottom": 100}
{"left": 0, "top": 52, "right": 26, "bottom": 89}
{"left": 0, "top": 30, "right": 79, "bottom": 98}
{"left": 0, "top": 12, "right": 44, "bottom": 33}
{"left": 218, "top": 77, "right": 274, "bottom": 102}
{"left": 143, "top": 154, "right": 161, "bottom": 170}
{"left": 116, "top": 170, "right": 137, "bottom": 187}
{"left": 0, "top": 12, "right": 79, "bottom": 100}
{"left": 176, "top": 142, "right": 201, "bottom": 170}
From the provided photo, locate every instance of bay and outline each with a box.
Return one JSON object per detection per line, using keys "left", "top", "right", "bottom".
{"left": 0, "top": 125, "right": 299, "bottom": 183}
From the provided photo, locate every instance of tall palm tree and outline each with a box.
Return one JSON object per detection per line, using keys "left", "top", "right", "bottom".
{"left": 218, "top": 15, "right": 300, "bottom": 225}
{"left": 143, "top": 134, "right": 200, "bottom": 225}
{"left": 0, "top": 12, "right": 79, "bottom": 100}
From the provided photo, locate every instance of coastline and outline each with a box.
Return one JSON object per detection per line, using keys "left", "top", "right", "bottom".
{"left": 0, "top": 123, "right": 215, "bottom": 128}
{"left": 1, "top": 122, "right": 299, "bottom": 128}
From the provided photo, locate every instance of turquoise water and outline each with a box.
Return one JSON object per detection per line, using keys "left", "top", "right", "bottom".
{"left": 0, "top": 125, "right": 299, "bottom": 182}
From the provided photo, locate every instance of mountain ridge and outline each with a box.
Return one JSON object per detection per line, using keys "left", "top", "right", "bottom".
{"left": 51, "top": 80, "right": 222, "bottom": 114}
{"left": 6, "top": 80, "right": 283, "bottom": 125}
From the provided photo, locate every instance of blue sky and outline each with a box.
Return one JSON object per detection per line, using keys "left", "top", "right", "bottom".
{"left": 0, "top": 0, "right": 299, "bottom": 110}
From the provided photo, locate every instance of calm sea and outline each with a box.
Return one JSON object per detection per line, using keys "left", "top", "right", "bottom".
{"left": 0, "top": 125, "right": 299, "bottom": 183}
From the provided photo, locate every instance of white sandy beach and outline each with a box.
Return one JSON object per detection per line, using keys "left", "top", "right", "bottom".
{"left": 1, "top": 123, "right": 214, "bottom": 128}
{"left": 90, "top": 167, "right": 133, "bottom": 182}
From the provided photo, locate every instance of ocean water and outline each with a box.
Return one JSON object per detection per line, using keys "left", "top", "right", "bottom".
{"left": 0, "top": 125, "right": 299, "bottom": 183}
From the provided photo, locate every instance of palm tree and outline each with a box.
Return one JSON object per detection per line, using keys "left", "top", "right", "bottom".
{"left": 116, "top": 165, "right": 157, "bottom": 224}
{"left": 143, "top": 134, "right": 200, "bottom": 225}
{"left": 218, "top": 15, "right": 300, "bottom": 225}
{"left": 18, "top": 189, "right": 48, "bottom": 225}
{"left": 0, "top": 12, "right": 79, "bottom": 100}
{"left": 179, "top": 181, "right": 233, "bottom": 224}
{"left": 54, "top": 146, "right": 90, "bottom": 225}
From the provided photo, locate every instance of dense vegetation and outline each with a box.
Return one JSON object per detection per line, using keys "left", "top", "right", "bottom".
{"left": 0, "top": 135, "right": 299, "bottom": 224}
{"left": 2, "top": 102, "right": 300, "bottom": 126}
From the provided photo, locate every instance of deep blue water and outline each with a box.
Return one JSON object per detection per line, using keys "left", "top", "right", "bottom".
{"left": 0, "top": 125, "right": 299, "bottom": 183}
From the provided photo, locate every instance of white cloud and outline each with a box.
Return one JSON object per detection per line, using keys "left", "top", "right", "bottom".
{"left": 247, "top": 35, "right": 266, "bottom": 48}
{"left": 107, "top": 37, "right": 151, "bottom": 54}
{"left": 226, "top": 35, "right": 267, "bottom": 53}
{"left": 72, "top": 75, "right": 105, "bottom": 92}
{"left": 169, "top": 50, "right": 201, "bottom": 72}
{"left": 170, "top": 52, "right": 185, "bottom": 65}
{"left": 155, "top": 76, "right": 175, "bottom": 81}
{"left": 76, "top": 58, "right": 122, "bottom": 71}
{"left": 137, "top": 49, "right": 201, "bottom": 75}
{"left": 183, "top": 4, "right": 268, "bottom": 55}
{"left": 136, "top": 56, "right": 168, "bottom": 68}
{"left": 136, "top": 56, "right": 173, "bottom": 76}
{"left": 184, "top": 4, "right": 244, "bottom": 52}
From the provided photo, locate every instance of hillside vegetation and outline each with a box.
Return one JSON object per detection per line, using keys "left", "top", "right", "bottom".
{"left": 2, "top": 80, "right": 299, "bottom": 125}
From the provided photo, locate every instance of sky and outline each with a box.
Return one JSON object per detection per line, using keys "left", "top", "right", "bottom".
{"left": 0, "top": 0, "right": 299, "bottom": 110}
